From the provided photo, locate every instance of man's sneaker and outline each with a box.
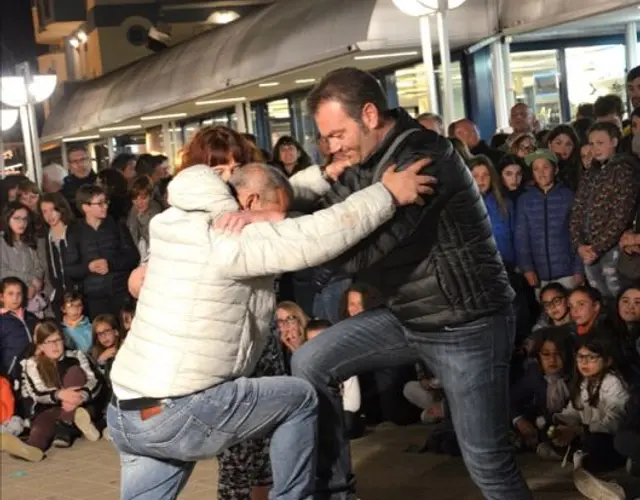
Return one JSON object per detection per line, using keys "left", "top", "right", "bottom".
{"left": 573, "top": 468, "right": 625, "bottom": 500}
{"left": 627, "top": 457, "right": 640, "bottom": 477}
{"left": 0, "top": 433, "right": 44, "bottom": 462}
{"left": 536, "top": 442, "right": 563, "bottom": 461}
{"left": 74, "top": 408, "right": 100, "bottom": 442}
{"left": 52, "top": 422, "right": 75, "bottom": 448}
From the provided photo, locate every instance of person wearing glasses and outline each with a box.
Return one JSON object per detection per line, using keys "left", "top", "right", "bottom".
{"left": 64, "top": 185, "right": 139, "bottom": 319}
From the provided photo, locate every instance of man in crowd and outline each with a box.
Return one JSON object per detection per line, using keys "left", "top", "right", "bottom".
{"left": 61, "top": 146, "right": 97, "bottom": 217}
{"left": 109, "top": 158, "right": 432, "bottom": 499}
{"left": 288, "top": 67, "right": 532, "bottom": 500}
{"left": 449, "top": 118, "right": 503, "bottom": 166}
{"left": 628, "top": 65, "right": 640, "bottom": 110}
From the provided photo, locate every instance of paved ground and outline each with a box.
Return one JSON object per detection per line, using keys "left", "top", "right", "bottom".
{"left": 1, "top": 423, "right": 588, "bottom": 499}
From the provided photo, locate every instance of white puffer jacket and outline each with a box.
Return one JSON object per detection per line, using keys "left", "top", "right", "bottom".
{"left": 111, "top": 164, "right": 396, "bottom": 398}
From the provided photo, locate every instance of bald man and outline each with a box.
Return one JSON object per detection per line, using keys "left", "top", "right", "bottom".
{"left": 450, "top": 118, "right": 504, "bottom": 166}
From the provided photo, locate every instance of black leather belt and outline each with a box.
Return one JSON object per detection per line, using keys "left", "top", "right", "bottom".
{"left": 111, "top": 394, "right": 165, "bottom": 411}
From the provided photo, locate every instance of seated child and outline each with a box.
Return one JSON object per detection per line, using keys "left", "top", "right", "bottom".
{"left": 61, "top": 291, "right": 93, "bottom": 353}
{"left": 510, "top": 326, "right": 573, "bottom": 459}
{"left": 550, "top": 333, "right": 629, "bottom": 497}
{"left": 21, "top": 320, "right": 104, "bottom": 452}
{"left": 90, "top": 314, "right": 121, "bottom": 383}
{"left": 0, "top": 374, "right": 43, "bottom": 462}
{"left": 306, "top": 319, "right": 365, "bottom": 439}
{"left": 0, "top": 277, "right": 39, "bottom": 388}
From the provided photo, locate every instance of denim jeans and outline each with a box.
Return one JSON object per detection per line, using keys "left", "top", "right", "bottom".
{"left": 312, "top": 277, "right": 351, "bottom": 325}
{"left": 291, "top": 307, "right": 532, "bottom": 500}
{"left": 107, "top": 376, "right": 318, "bottom": 500}
{"left": 584, "top": 247, "right": 621, "bottom": 299}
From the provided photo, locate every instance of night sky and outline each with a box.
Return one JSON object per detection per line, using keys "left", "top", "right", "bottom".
{"left": 1, "top": 0, "right": 38, "bottom": 75}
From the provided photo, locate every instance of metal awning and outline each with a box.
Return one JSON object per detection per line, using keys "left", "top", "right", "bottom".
{"left": 43, "top": 0, "right": 501, "bottom": 141}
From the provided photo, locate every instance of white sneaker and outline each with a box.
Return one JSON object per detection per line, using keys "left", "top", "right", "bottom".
{"left": 573, "top": 468, "right": 625, "bottom": 500}
{"left": 74, "top": 408, "right": 100, "bottom": 442}
{"left": 536, "top": 442, "right": 563, "bottom": 461}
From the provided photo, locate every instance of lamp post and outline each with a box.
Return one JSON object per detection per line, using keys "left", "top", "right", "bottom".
{"left": 1, "top": 108, "right": 20, "bottom": 176}
{"left": 392, "top": 0, "right": 467, "bottom": 128}
{"left": 0, "top": 63, "right": 57, "bottom": 188}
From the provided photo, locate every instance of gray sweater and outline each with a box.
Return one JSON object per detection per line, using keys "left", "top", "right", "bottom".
{"left": 0, "top": 236, "right": 45, "bottom": 287}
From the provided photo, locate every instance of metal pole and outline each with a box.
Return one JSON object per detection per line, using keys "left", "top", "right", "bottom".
{"left": 491, "top": 41, "right": 509, "bottom": 132}
{"left": 626, "top": 22, "right": 638, "bottom": 74}
{"left": 16, "top": 62, "right": 44, "bottom": 188}
{"left": 501, "top": 38, "right": 515, "bottom": 110}
{"left": 235, "top": 102, "right": 247, "bottom": 133}
{"left": 19, "top": 106, "right": 35, "bottom": 181}
{"left": 436, "top": 1, "right": 454, "bottom": 128}
{"left": 61, "top": 140, "right": 69, "bottom": 172}
{"left": 419, "top": 15, "right": 439, "bottom": 115}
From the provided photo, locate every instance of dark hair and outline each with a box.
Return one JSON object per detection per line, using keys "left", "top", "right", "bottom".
{"left": 588, "top": 121, "right": 623, "bottom": 142}
{"left": 571, "top": 332, "right": 621, "bottom": 409}
{"left": 531, "top": 326, "right": 573, "bottom": 374}
{"left": 468, "top": 155, "right": 509, "bottom": 217}
{"left": 306, "top": 319, "right": 332, "bottom": 332}
{"left": 62, "top": 290, "right": 84, "bottom": 307}
{"left": 339, "top": 282, "right": 383, "bottom": 320}
{"left": 631, "top": 107, "right": 640, "bottom": 121}
{"left": 272, "top": 136, "right": 313, "bottom": 171}
{"left": 156, "top": 176, "right": 172, "bottom": 206}
{"left": 594, "top": 94, "right": 624, "bottom": 119}
{"left": 0, "top": 276, "right": 28, "bottom": 308}
{"left": 572, "top": 118, "right": 595, "bottom": 145}
{"left": 75, "top": 184, "right": 106, "bottom": 213}
{"left": 66, "top": 146, "right": 86, "bottom": 160}
{"left": 97, "top": 168, "right": 128, "bottom": 198}
{"left": 180, "top": 126, "right": 257, "bottom": 172}
{"left": 135, "top": 154, "right": 155, "bottom": 177}
{"left": 627, "top": 65, "right": 640, "bottom": 82}
{"left": 576, "top": 103, "right": 595, "bottom": 119}
{"left": 111, "top": 153, "right": 136, "bottom": 172}
{"left": 569, "top": 285, "right": 603, "bottom": 306}
{"left": 39, "top": 192, "right": 74, "bottom": 226}
{"left": 495, "top": 153, "right": 526, "bottom": 177}
{"left": 540, "top": 281, "right": 569, "bottom": 299}
{"left": 16, "top": 179, "right": 40, "bottom": 196}
{"left": 242, "top": 133, "right": 257, "bottom": 146}
{"left": 91, "top": 313, "right": 122, "bottom": 359}
{"left": 307, "top": 67, "right": 388, "bottom": 123}
{"left": 129, "top": 175, "right": 154, "bottom": 199}
{"left": 2, "top": 202, "right": 37, "bottom": 248}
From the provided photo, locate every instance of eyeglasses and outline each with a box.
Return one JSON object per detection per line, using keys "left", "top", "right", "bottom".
{"left": 542, "top": 296, "right": 565, "bottom": 309}
{"left": 276, "top": 316, "right": 298, "bottom": 326}
{"left": 576, "top": 353, "right": 601, "bottom": 363}
{"left": 87, "top": 199, "right": 110, "bottom": 207}
{"left": 42, "top": 338, "right": 64, "bottom": 346}
{"left": 96, "top": 328, "right": 116, "bottom": 337}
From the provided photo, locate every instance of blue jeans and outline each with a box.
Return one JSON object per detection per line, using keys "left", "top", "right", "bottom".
{"left": 584, "top": 247, "right": 621, "bottom": 299}
{"left": 107, "top": 376, "right": 318, "bottom": 500}
{"left": 291, "top": 307, "right": 532, "bottom": 500}
{"left": 312, "top": 277, "right": 351, "bottom": 325}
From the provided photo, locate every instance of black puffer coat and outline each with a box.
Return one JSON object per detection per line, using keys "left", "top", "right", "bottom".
{"left": 320, "top": 108, "right": 515, "bottom": 332}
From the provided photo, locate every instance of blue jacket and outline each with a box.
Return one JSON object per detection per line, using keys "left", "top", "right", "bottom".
{"left": 484, "top": 192, "right": 516, "bottom": 267}
{"left": 0, "top": 310, "right": 38, "bottom": 383}
{"left": 515, "top": 183, "right": 582, "bottom": 281}
{"left": 62, "top": 316, "right": 93, "bottom": 353}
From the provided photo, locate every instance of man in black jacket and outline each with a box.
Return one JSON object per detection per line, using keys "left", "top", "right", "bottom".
{"left": 61, "top": 146, "right": 98, "bottom": 218}
{"left": 64, "top": 185, "right": 139, "bottom": 319}
{"left": 290, "top": 68, "right": 532, "bottom": 500}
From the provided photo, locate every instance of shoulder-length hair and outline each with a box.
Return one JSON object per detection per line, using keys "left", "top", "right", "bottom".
{"left": 468, "top": 155, "right": 508, "bottom": 217}
{"left": 39, "top": 192, "right": 75, "bottom": 226}
{"left": 179, "top": 126, "right": 259, "bottom": 173}
{"left": 276, "top": 301, "right": 309, "bottom": 331}
{"left": 2, "top": 201, "right": 37, "bottom": 248}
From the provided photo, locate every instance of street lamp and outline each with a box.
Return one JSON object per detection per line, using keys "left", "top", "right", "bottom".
{"left": 1, "top": 108, "right": 20, "bottom": 176}
{"left": 0, "top": 63, "right": 57, "bottom": 187}
{"left": 392, "top": 0, "right": 467, "bottom": 128}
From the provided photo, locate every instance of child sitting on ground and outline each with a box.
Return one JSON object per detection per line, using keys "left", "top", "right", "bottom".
{"left": 61, "top": 291, "right": 93, "bottom": 353}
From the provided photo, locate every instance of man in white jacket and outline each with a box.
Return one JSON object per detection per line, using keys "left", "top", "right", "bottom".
{"left": 107, "top": 160, "right": 431, "bottom": 500}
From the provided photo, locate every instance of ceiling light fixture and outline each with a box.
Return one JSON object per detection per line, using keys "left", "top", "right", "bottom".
{"left": 295, "top": 78, "right": 316, "bottom": 84}
{"left": 208, "top": 10, "right": 240, "bottom": 25}
{"left": 63, "top": 134, "right": 100, "bottom": 142}
{"left": 354, "top": 51, "right": 419, "bottom": 60}
{"left": 69, "top": 37, "right": 80, "bottom": 49}
{"left": 258, "top": 82, "right": 280, "bottom": 87}
{"left": 76, "top": 30, "right": 88, "bottom": 43}
{"left": 99, "top": 124, "right": 143, "bottom": 132}
{"left": 195, "top": 97, "right": 246, "bottom": 106}
{"left": 140, "top": 112, "right": 188, "bottom": 121}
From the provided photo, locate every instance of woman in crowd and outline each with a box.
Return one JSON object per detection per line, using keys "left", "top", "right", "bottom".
{"left": 496, "top": 154, "right": 526, "bottom": 204}
{"left": 272, "top": 135, "right": 313, "bottom": 177}
{"left": 546, "top": 124, "right": 582, "bottom": 191}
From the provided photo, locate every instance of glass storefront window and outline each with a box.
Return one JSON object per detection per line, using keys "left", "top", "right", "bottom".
{"left": 267, "top": 98, "right": 292, "bottom": 146}
{"left": 510, "top": 49, "right": 563, "bottom": 128}
{"left": 565, "top": 45, "right": 626, "bottom": 119}
{"left": 395, "top": 61, "right": 466, "bottom": 120}
{"left": 290, "top": 94, "right": 318, "bottom": 162}
{"left": 183, "top": 120, "right": 200, "bottom": 145}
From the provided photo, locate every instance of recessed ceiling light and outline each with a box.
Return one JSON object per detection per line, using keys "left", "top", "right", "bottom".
{"left": 259, "top": 82, "right": 280, "bottom": 87}
{"left": 354, "top": 51, "right": 419, "bottom": 60}
{"left": 63, "top": 134, "right": 100, "bottom": 142}
{"left": 195, "top": 97, "right": 246, "bottom": 106}
{"left": 208, "top": 10, "right": 240, "bottom": 24}
{"left": 140, "top": 112, "right": 187, "bottom": 121}
{"left": 295, "top": 78, "right": 316, "bottom": 84}
{"left": 99, "top": 125, "right": 143, "bottom": 132}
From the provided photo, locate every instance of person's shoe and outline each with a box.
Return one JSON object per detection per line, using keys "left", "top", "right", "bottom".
{"left": 0, "top": 433, "right": 44, "bottom": 462}
{"left": 627, "top": 457, "right": 640, "bottom": 477}
{"left": 74, "top": 408, "right": 100, "bottom": 442}
{"left": 536, "top": 442, "right": 563, "bottom": 461}
{"left": 572, "top": 449, "right": 587, "bottom": 470}
{"left": 52, "top": 422, "right": 75, "bottom": 448}
{"left": 420, "top": 408, "right": 442, "bottom": 424}
{"left": 573, "top": 468, "right": 625, "bottom": 500}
